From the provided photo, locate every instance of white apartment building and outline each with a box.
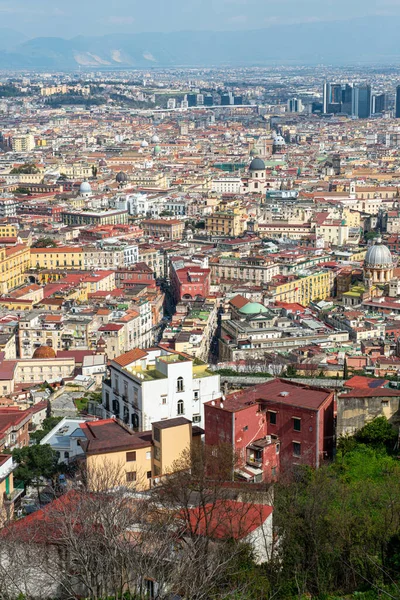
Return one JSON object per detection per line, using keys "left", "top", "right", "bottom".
{"left": 12, "top": 134, "right": 35, "bottom": 152}
{"left": 102, "top": 347, "right": 221, "bottom": 431}
{"left": 212, "top": 177, "right": 243, "bottom": 195}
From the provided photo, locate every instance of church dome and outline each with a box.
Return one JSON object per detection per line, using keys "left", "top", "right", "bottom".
{"left": 141, "top": 139, "right": 149, "bottom": 148}
{"left": 238, "top": 302, "right": 269, "bottom": 315}
{"left": 273, "top": 135, "right": 286, "bottom": 146}
{"left": 33, "top": 345, "right": 56, "bottom": 359}
{"left": 249, "top": 157, "right": 266, "bottom": 171}
{"left": 79, "top": 181, "right": 92, "bottom": 194}
{"left": 151, "top": 134, "right": 160, "bottom": 143}
{"left": 116, "top": 171, "right": 128, "bottom": 183}
{"left": 364, "top": 238, "right": 393, "bottom": 268}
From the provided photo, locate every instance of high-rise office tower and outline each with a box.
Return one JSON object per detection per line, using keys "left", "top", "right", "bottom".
{"left": 396, "top": 85, "right": 400, "bottom": 118}
{"left": 220, "top": 93, "right": 233, "bottom": 106}
{"left": 372, "top": 93, "right": 386, "bottom": 114}
{"left": 330, "top": 84, "right": 342, "bottom": 104}
{"left": 322, "top": 82, "right": 330, "bottom": 113}
{"left": 287, "top": 97, "right": 304, "bottom": 113}
{"left": 341, "top": 84, "right": 353, "bottom": 115}
{"left": 187, "top": 94, "right": 197, "bottom": 107}
{"left": 323, "top": 82, "right": 345, "bottom": 114}
{"left": 352, "top": 84, "right": 371, "bottom": 119}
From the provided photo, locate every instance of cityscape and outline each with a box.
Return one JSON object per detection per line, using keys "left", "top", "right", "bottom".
{"left": 1, "top": 8, "right": 400, "bottom": 600}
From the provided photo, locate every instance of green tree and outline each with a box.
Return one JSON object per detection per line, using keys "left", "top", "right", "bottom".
{"left": 32, "top": 237, "right": 57, "bottom": 248}
{"left": 285, "top": 364, "right": 297, "bottom": 378}
{"left": 10, "top": 163, "right": 39, "bottom": 175}
{"left": 354, "top": 416, "right": 398, "bottom": 451}
{"left": 343, "top": 358, "right": 349, "bottom": 380}
{"left": 12, "top": 444, "right": 60, "bottom": 502}
{"left": 30, "top": 416, "right": 63, "bottom": 444}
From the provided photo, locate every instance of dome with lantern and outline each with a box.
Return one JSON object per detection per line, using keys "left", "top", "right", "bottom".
{"left": 79, "top": 180, "right": 92, "bottom": 195}
{"left": 33, "top": 346, "right": 57, "bottom": 359}
{"left": 364, "top": 237, "right": 394, "bottom": 284}
{"left": 116, "top": 171, "right": 128, "bottom": 184}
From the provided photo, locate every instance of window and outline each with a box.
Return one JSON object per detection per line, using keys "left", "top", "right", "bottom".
{"left": 271, "top": 466, "right": 277, "bottom": 477}
{"left": 243, "top": 425, "right": 248, "bottom": 432}
{"left": 293, "top": 417, "right": 301, "bottom": 432}
{"left": 146, "top": 451, "right": 151, "bottom": 460}
{"left": 177, "top": 377, "right": 184, "bottom": 392}
{"left": 147, "top": 471, "right": 152, "bottom": 479}
{"left": 144, "top": 579, "right": 155, "bottom": 599}
{"left": 293, "top": 442, "right": 301, "bottom": 457}
{"left": 193, "top": 414, "right": 201, "bottom": 423}
{"left": 382, "top": 400, "right": 389, "bottom": 407}
{"left": 269, "top": 411, "right": 277, "bottom": 425}
{"left": 177, "top": 399, "right": 184, "bottom": 415}
{"left": 126, "top": 451, "right": 136, "bottom": 462}
{"left": 64, "top": 451, "right": 69, "bottom": 459}
{"left": 193, "top": 390, "right": 199, "bottom": 400}
{"left": 161, "top": 396, "right": 167, "bottom": 405}
{"left": 131, "top": 413, "right": 139, "bottom": 430}
{"left": 276, "top": 443, "right": 280, "bottom": 455}
{"left": 126, "top": 471, "right": 137, "bottom": 483}
{"left": 153, "top": 427, "right": 160, "bottom": 443}
{"left": 112, "top": 399, "right": 120, "bottom": 416}
{"left": 154, "top": 446, "right": 161, "bottom": 462}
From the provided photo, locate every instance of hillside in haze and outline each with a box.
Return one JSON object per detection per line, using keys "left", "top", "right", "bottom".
{"left": 0, "top": 17, "right": 398, "bottom": 68}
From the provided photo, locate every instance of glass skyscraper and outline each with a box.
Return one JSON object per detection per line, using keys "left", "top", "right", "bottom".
{"left": 352, "top": 85, "right": 371, "bottom": 119}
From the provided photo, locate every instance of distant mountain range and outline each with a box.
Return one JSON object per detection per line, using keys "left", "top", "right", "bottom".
{"left": 1, "top": 17, "right": 400, "bottom": 69}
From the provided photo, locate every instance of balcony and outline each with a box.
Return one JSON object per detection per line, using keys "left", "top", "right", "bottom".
{"left": 246, "top": 456, "right": 262, "bottom": 468}
{"left": 3, "top": 481, "right": 24, "bottom": 505}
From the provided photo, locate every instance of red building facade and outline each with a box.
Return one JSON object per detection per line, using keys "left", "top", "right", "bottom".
{"left": 205, "top": 379, "right": 334, "bottom": 481}
{"left": 170, "top": 265, "right": 211, "bottom": 303}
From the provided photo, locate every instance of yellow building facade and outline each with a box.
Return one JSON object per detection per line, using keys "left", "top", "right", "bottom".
{"left": 30, "top": 247, "right": 84, "bottom": 270}
{"left": 0, "top": 224, "right": 18, "bottom": 238}
{"left": 0, "top": 245, "right": 31, "bottom": 294}
{"left": 205, "top": 208, "right": 246, "bottom": 237}
{"left": 269, "top": 270, "right": 333, "bottom": 305}
{"left": 82, "top": 417, "right": 193, "bottom": 492}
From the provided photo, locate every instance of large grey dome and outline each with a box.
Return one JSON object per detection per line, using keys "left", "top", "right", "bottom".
{"left": 364, "top": 238, "right": 393, "bottom": 268}
{"left": 249, "top": 157, "right": 265, "bottom": 171}
{"left": 79, "top": 181, "right": 92, "bottom": 194}
{"left": 116, "top": 171, "right": 128, "bottom": 183}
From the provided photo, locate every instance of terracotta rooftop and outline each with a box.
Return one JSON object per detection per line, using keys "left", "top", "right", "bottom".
{"left": 112, "top": 348, "right": 148, "bottom": 367}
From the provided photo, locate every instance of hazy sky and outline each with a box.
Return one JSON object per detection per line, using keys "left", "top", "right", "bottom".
{"left": 0, "top": 0, "right": 398, "bottom": 37}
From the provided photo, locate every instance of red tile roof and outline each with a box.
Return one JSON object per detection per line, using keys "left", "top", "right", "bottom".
{"left": 344, "top": 376, "right": 389, "bottom": 390}
{"left": 80, "top": 419, "right": 152, "bottom": 454}
{"left": 206, "top": 378, "right": 333, "bottom": 412}
{"left": 112, "top": 348, "right": 148, "bottom": 367}
{"left": 183, "top": 500, "right": 273, "bottom": 540}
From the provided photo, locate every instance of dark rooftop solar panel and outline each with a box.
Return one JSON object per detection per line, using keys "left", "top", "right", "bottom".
{"left": 369, "top": 379, "right": 385, "bottom": 388}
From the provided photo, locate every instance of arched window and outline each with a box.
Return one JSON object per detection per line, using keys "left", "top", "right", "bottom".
{"left": 64, "top": 451, "right": 69, "bottom": 459}
{"left": 131, "top": 413, "right": 139, "bottom": 430}
{"left": 177, "top": 377, "right": 184, "bottom": 392}
{"left": 112, "top": 398, "right": 120, "bottom": 416}
{"left": 177, "top": 399, "right": 184, "bottom": 415}
{"left": 123, "top": 406, "right": 129, "bottom": 424}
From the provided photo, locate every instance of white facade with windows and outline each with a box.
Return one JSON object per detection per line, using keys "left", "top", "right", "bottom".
{"left": 212, "top": 177, "right": 243, "bottom": 195}
{"left": 102, "top": 348, "right": 221, "bottom": 431}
